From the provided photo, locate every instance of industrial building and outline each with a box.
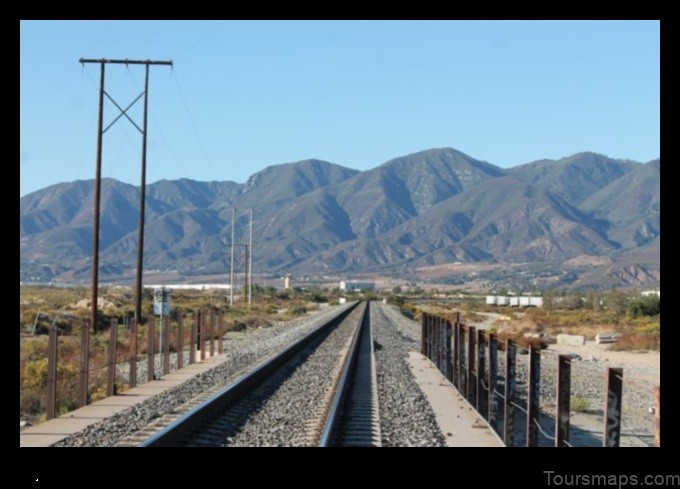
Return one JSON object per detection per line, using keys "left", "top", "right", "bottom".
{"left": 485, "top": 295, "right": 543, "bottom": 307}
{"left": 339, "top": 280, "right": 375, "bottom": 291}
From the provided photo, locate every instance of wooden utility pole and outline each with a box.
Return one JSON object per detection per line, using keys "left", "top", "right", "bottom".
{"left": 79, "top": 58, "right": 172, "bottom": 389}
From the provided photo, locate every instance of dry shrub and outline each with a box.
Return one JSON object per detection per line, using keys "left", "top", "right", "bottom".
{"left": 608, "top": 332, "right": 660, "bottom": 352}
{"left": 495, "top": 331, "right": 547, "bottom": 351}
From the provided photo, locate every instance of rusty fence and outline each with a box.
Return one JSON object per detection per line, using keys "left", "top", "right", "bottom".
{"left": 420, "top": 311, "right": 660, "bottom": 447}
{"left": 20, "top": 308, "right": 226, "bottom": 423}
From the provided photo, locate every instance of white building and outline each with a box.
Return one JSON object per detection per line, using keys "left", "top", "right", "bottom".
{"left": 145, "top": 284, "right": 231, "bottom": 291}
{"left": 340, "top": 280, "right": 375, "bottom": 291}
{"left": 485, "top": 295, "right": 543, "bottom": 307}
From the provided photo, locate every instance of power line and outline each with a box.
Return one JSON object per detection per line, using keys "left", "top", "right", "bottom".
{"left": 132, "top": 20, "right": 170, "bottom": 56}
{"left": 126, "top": 66, "right": 189, "bottom": 180}
{"left": 173, "top": 71, "right": 219, "bottom": 180}
{"left": 83, "top": 20, "right": 115, "bottom": 58}
{"left": 174, "top": 21, "right": 223, "bottom": 61}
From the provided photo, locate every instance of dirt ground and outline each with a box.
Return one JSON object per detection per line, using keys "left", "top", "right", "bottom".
{"left": 465, "top": 312, "right": 660, "bottom": 447}
{"left": 547, "top": 341, "right": 660, "bottom": 386}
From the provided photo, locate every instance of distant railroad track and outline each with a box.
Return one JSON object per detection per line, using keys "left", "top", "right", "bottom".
{"left": 120, "top": 301, "right": 380, "bottom": 447}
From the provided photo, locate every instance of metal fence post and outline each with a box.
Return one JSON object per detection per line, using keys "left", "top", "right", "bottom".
{"left": 200, "top": 309, "right": 206, "bottom": 361}
{"left": 504, "top": 339, "right": 516, "bottom": 447}
{"left": 210, "top": 308, "right": 215, "bottom": 357}
{"left": 440, "top": 317, "right": 446, "bottom": 375}
{"left": 428, "top": 314, "right": 433, "bottom": 363}
{"left": 46, "top": 321, "right": 58, "bottom": 420}
{"left": 440, "top": 317, "right": 446, "bottom": 373}
{"left": 452, "top": 316, "right": 459, "bottom": 389}
{"left": 129, "top": 317, "right": 137, "bottom": 388}
{"left": 196, "top": 309, "right": 202, "bottom": 351}
{"left": 79, "top": 319, "right": 89, "bottom": 407}
{"left": 107, "top": 318, "right": 118, "bottom": 396}
{"left": 458, "top": 322, "right": 465, "bottom": 397}
{"left": 218, "top": 309, "right": 224, "bottom": 354}
{"left": 468, "top": 325, "right": 476, "bottom": 408}
{"left": 527, "top": 346, "right": 541, "bottom": 447}
{"left": 603, "top": 367, "right": 623, "bottom": 447}
{"left": 177, "top": 311, "right": 184, "bottom": 370}
{"left": 427, "top": 313, "right": 432, "bottom": 360}
{"left": 432, "top": 315, "right": 438, "bottom": 367}
{"left": 488, "top": 333, "right": 498, "bottom": 430}
{"left": 556, "top": 355, "right": 571, "bottom": 447}
{"left": 189, "top": 312, "right": 196, "bottom": 365}
{"left": 476, "top": 329, "right": 486, "bottom": 417}
{"left": 430, "top": 314, "right": 434, "bottom": 363}
{"left": 147, "top": 314, "right": 155, "bottom": 382}
{"left": 421, "top": 312, "right": 427, "bottom": 355}
{"left": 445, "top": 319, "right": 453, "bottom": 382}
{"left": 163, "top": 314, "right": 170, "bottom": 375}
{"left": 435, "top": 315, "right": 441, "bottom": 370}
{"left": 655, "top": 386, "right": 660, "bottom": 447}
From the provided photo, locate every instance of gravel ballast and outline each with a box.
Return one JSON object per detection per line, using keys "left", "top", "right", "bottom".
{"left": 371, "top": 302, "right": 447, "bottom": 447}
{"left": 52, "top": 303, "right": 354, "bottom": 447}
{"left": 212, "top": 303, "right": 367, "bottom": 446}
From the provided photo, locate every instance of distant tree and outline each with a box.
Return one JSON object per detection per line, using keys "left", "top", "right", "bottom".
{"left": 628, "top": 295, "right": 660, "bottom": 318}
{"left": 541, "top": 290, "right": 555, "bottom": 310}
{"left": 386, "top": 295, "right": 405, "bottom": 307}
{"left": 586, "top": 291, "right": 603, "bottom": 312}
{"left": 563, "top": 293, "right": 584, "bottom": 310}
{"left": 603, "top": 290, "right": 629, "bottom": 315}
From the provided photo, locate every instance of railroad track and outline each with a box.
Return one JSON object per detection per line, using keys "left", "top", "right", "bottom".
{"left": 118, "top": 300, "right": 380, "bottom": 447}
{"left": 319, "top": 301, "right": 381, "bottom": 447}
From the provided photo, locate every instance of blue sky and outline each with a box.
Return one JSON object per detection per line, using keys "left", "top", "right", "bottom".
{"left": 20, "top": 20, "right": 659, "bottom": 197}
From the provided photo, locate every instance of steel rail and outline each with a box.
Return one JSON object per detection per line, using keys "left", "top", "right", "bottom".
{"left": 138, "top": 301, "right": 360, "bottom": 447}
{"left": 317, "top": 302, "right": 369, "bottom": 446}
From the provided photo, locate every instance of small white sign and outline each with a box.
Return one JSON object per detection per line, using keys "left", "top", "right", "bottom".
{"left": 154, "top": 287, "right": 171, "bottom": 316}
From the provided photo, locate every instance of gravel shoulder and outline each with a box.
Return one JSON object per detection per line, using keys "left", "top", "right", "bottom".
{"left": 371, "top": 302, "right": 446, "bottom": 446}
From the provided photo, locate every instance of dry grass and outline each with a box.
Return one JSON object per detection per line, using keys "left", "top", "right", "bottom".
{"left": 491, "top": 330, "right": 546, "bottom": 352}
{"left": 416, "top": 299, "right": 660, "bottom": 354}
{"left": 608, "top": 332, "right": 660, "bottom": 352}
{"left": 19, "top": 284, "right": 334, "bottom": 424}
{"left": 490, "top": 308, "right": 635, "bottom": 340}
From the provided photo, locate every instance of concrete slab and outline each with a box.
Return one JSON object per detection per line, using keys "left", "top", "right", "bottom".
{"left": 595, "top": 332, "right": 621, "bottom": 344}
{"left": 20, "top": 350, "right": 229, "bottom": 447}
{"left": 407, "top": 352, "right": 504, "bottom": 447}
{"left": 557, "top": 334, "right": 585, "bottom": 346}
{"left": 19, "top": 434, "right": 69, "bottom": 447}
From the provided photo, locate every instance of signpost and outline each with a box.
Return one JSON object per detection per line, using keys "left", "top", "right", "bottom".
{"left": 154, "top": 287, "right": 171, "bottom": 316}
{"left": 154, "top": 287, "right": 171, "bottom": 374}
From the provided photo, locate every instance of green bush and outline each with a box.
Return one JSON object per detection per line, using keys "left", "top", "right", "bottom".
{"left": 290, "top": 305, "right": 307, "bottom": 316}
{"left": 570, "top": 397, "right": 590, "bottom": 413}
{"left": 309, "top": 292, "right": 328, "bottom": 303}
{"left": 628, "top": 295, "right": 660, "bottom": 318}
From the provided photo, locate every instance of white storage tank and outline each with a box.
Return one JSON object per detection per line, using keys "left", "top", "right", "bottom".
{"left": 529, "top": 297, "right": 543, "bottom": 307}
{"left": 509, "top": 297, "right": 520, "bottom": 307}
{"left": 519, "top": 296, "right": 530, "bottom": 307}
{"left": 486, "top": 296, "right": 497, "bottom": 305}
{"left": 497, "top": 296, "right": 509, "bottom": 306}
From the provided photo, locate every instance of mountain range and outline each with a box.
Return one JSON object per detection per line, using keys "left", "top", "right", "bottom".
{"left": 20, "top": 148, "right": 660, "bottom": 289}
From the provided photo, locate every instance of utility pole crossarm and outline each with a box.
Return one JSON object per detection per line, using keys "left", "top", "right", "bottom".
{"left": 80, "top": 58, "right": 173, "bottom": 66}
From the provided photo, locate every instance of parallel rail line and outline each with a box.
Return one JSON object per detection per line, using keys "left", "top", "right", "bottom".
{"left": 127, "top": 300, "right": 379, "bottom": 447}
